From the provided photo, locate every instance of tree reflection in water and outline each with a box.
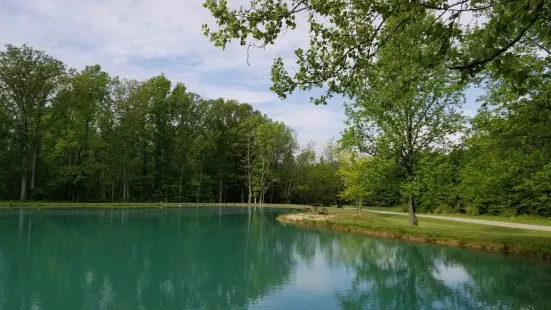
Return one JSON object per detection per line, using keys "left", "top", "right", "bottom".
{"left": 315, "top": 232, "right": 551, "bottom": 310}
{"left": 0, "top": 208, "right": 550, "bottom": 310}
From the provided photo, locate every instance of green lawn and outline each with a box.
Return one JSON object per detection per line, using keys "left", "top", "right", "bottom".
{"left": 355, "top": 206, "right": 551, "bottom": 226}
{"left": 279, "top": 209, "right": 551, "bottom": 260}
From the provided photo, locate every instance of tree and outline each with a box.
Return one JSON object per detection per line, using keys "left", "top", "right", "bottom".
{"left": 240, "top": 113, "right": 265, "bottom": 203}
{"left": 43, "top": 65, "right": 112, "bottom": 201}
{"left": 253, "top": 121, "right": 296, "bottom": 203}
{"left": 341, "top": 18, "right": 465, "bottom": 225}
{"left": 0, "top": 44, "right": 65, "bottom": 200}
{"left": 338, "top": 154, "right": 399, "bottom": 211}
{"left": 169, "top": 84, "right": 203, "bottom": 201}
{"left": 338, "top": 155, "right": 370, "bottom": 211}
{"left": 203, "top": 0, "right": 549, "bottom": 103}
{"left": 294, "top": 142, "right": 317, "bottom": 203}
{"left": 459, "top": 53, "right": 551, "bottom": 216}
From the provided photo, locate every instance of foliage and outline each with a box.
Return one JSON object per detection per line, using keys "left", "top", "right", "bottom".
{"left": 338, "top": 154, "right": 400, "bottom": 210}
{"left": 459, "top": 54, "right": 551, "bottom": 216}
{"left": 339, "top": 17, "right": 465, "bottom": 224}
{"left": 0, "top": 44, "right": 343, "bottom": 204}
{"left": 203, "top": 0, "right": 550, "bottom": 103}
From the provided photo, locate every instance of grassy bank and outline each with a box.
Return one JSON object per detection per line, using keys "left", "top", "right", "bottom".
{"left": 359, "top": 206, "right": 551, "bottom": 226}
{"left": 0, "top": 201, "right": 309, "bottom": 209}
{"left": 277, "top": 209, "right": 551, "bottom": 260}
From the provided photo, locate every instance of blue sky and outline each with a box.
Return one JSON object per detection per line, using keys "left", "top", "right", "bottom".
{"left": 0, "top": 0, "right": 484, "bottom": 153}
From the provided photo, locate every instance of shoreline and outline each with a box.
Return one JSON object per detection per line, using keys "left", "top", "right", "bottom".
{"left": 0, "top": 202, "right": 309, "bottom": 210}
{"left": 276, "top": 212, "right": 551, "bottom": 261}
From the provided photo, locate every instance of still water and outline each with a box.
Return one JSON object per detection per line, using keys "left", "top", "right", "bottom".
{"left": 0, "top": 207, "right": 550, "bottom": 310}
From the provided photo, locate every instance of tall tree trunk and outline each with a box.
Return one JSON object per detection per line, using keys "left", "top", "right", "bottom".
{"left": 30, "top": 143, "right": 38, "bottom": 190}
{"left": 196, "top": 172, "right": 202, "bottom": 203}
{"left": 408, "top": 196, "right": 418, "bottom": 226}
{"left": 123, "top": 165, "right": 127, "bottom": 201}
{"left": 20, "top": 173, "right": 27, "bottom": 201}
{"left": 111, "top": 180, "right": 115, "bottom": 202}
{"left": 218, "top": 178, "right": 223, "bottom": 203}
{"left": 101, "top": 169, "right": 106, "bottom": 201}
{"left": 142, "top": 142, "right": 148, "bottom": 199}
{"left": 179, "top": 163, "right": 184, "bottom": 201}
{"left": 84, "top": 119, "right": 90, "bottom": 161}
{"left": 285, "top": 179, "right": 293, "bottom": 203}
{"left": 247, "top": 173, "right": 252, "bottom": 203}
{"left": 126, "top": 181, "right": 131, "bottom": 202}
{"left": 269, "top": 186, "right": 274, "bottom": 204}
{"left": 405, "top": 111, "right": 419, "bottom": 226}
{"left": 154, "top": 142, "right": 161, "bottom": 191}
{"left": 20, "top": 130, "right": 27, "bottom": 201}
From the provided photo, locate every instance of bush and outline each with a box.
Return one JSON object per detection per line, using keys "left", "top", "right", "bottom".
{"left": 465, "top": 205, "right": 480, "bottom": 216}
{"left": 434, "top": 204, "right": 455, "bottom": 214}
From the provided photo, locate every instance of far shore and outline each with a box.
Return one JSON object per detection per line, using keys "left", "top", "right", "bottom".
{"left": 0, "top": 201, "right": 309, "bottom": 209}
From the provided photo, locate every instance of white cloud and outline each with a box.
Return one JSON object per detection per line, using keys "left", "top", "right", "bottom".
{"left": 261, "top": 102, "right": 346, "bottom": 152}
{"left": 0, "top": 0, "right": 342, "bottom": 148}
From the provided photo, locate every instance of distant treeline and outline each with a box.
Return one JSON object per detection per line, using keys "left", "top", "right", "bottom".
{"left": 0, "top": 45, "right": 342, "bottom": 204}
{"left": 2, "top": 43, "right": 550, "bottom": 216}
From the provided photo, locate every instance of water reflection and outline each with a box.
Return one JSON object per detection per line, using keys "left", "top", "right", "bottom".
{"left": 0, "top": 208, "right": 549, "bottom": 310}
{"left": 314, "top": 232, "right": 551, "bottom": 310}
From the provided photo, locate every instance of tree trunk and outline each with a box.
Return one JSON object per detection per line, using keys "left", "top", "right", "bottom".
{"left": 179, "top": 163, "right": 184, "bottom": 200}
{"left": 20, "top": 131, "right": 27, "bottom": 201}
{"left": 269, "top": 186, "right": 274, "bottom": 204}
{"left": 196, "top": 172, "right": 202, "bottom": 203}
{"left": 126, "top": 181, "right": 131, "bottom": 202}
{"left": 247, "top": 174, "right": 252, "bottom": 203}
{"left": 408, "top": 196, "right": 418, "bottom": 226}
{"left": 123, "top": 165, "right": 128, "bottom": 201}
{"left": 100, "top": 169, "right": 106, "bottom": 201}
{"left": 20, "top": 173, "right": 27, "bottom": 201}
{"left": 111, "top": 180, "right": 115, "bottom": 202}
{"left": 218, "top": 178, "right": 223, "bottom": 203}
{"left": 30, "top": 144, "right": 38, "bottom": 190}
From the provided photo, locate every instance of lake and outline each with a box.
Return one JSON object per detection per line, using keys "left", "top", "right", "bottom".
{"left": 0, "top": 207, "right": 550, "bottom": 309}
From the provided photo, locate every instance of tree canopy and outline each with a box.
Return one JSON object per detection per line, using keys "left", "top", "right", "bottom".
{"left": 0, "top": 44, "right": 342, "bottom": 204}
{"left": 204, "top": 0, "right": 551, "bottom": 222}
{"left": 203, "top": 0, "right": 550, "bottom": 103}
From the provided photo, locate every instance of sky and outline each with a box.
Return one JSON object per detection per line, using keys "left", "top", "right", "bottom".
{"left": 0, "top": 0, "right": 483, "bottom": 153}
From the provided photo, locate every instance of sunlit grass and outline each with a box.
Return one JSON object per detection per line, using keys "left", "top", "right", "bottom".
{"left": 351, "top": 206, "right": 551, "bottom": 226}
{"left": 279, "top": 209, "right": 551, "bottom": 260}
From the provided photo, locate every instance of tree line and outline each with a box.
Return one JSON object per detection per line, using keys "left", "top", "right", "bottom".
{"left": 203, "top": 0, "right": 551, "bottom": 221}
{"left": 0, "top": 44, "right": 342, "bottom": 204}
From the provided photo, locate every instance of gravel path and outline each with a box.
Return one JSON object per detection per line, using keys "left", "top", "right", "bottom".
{"left": 359, "top": 209, "right": 551, "bottom": 232}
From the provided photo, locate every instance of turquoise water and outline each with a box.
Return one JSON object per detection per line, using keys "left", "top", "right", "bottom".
{"left": 0, "top": 207, "right": 550, "bottom": 309}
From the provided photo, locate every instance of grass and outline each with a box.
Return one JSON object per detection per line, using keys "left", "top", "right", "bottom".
{"left": 356, "top": 206, "right": 551, "bottom": 226}
{"left": 277, "top": 209, "right": 551, "bottom": 260}
{"left": 0, "top": 201, "right": 309, "bottom": 209}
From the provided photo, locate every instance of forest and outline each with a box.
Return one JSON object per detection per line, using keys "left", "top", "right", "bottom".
{"left": 201, "top": 0, "right": 551, "bottom": 220}
{"left": 0, "top": 45, "right": 341, "bottom": 205}
{"left": 2, "top": 0, "right": 551, "bottom": 221}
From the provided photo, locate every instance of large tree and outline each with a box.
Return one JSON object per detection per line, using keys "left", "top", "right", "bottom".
{"left": 342, "top": 18, "right": 465, "bottom": 225}
{"left": 44, "top": 65, "right": 111, "bottom": 201}
{"left": 203, "top": 0, "right": 549, "bottom": 102}
{"left": 0, "top": 44, "right": 65, "bottom": 200}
